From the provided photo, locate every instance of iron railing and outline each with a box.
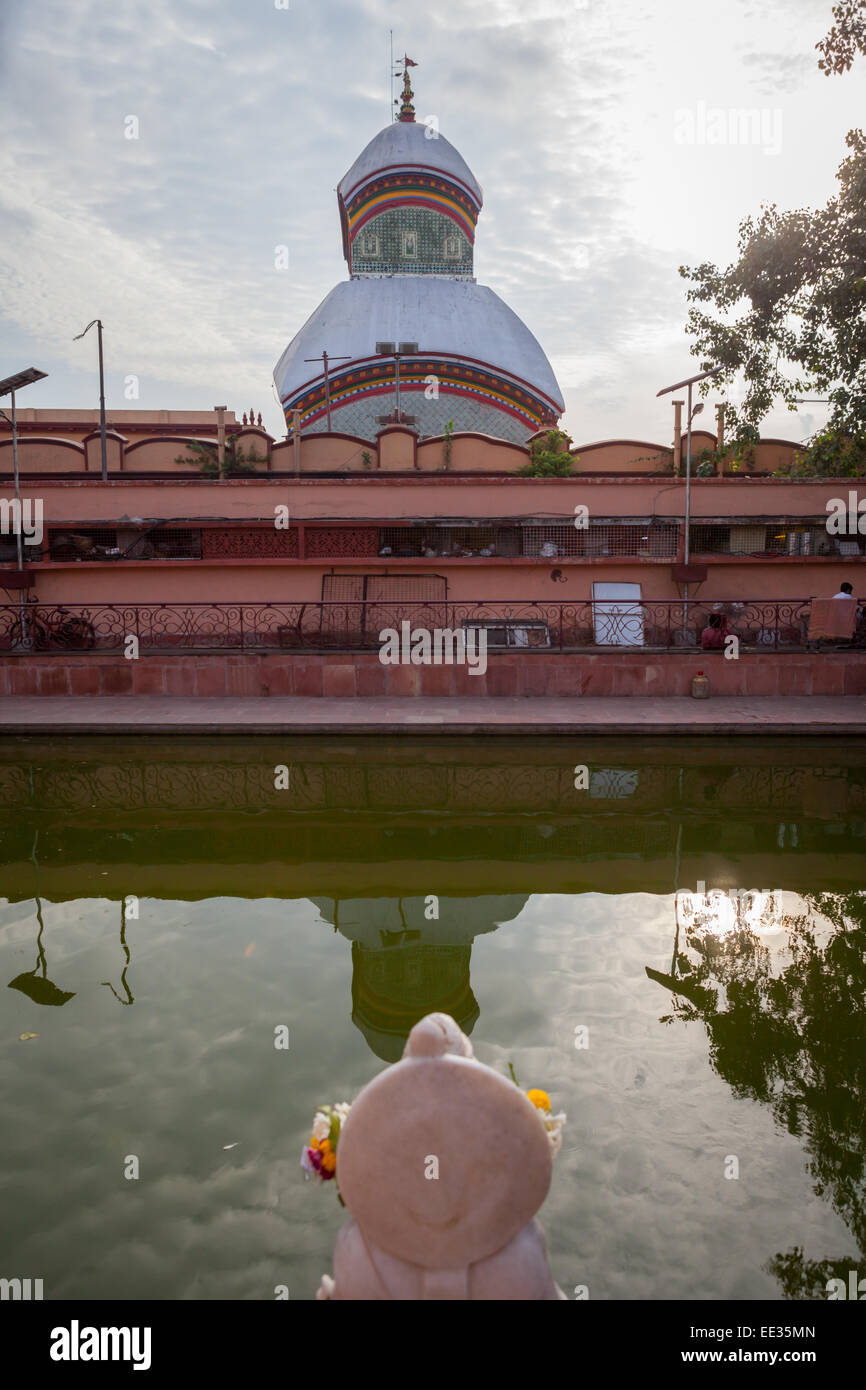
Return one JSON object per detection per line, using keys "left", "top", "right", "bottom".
{"left": 0, "top": 598, "right": 855, "bottom": 654}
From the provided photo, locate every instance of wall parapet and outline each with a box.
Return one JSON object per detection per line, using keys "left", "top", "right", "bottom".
{"left": 0, "top": 424, "right": 812, "bottom": 479}
{"left": 2, "top": 649, "right": 864, "bottom": 699}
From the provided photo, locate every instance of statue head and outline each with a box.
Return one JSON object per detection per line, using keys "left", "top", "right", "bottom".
{"left": 334, "top": 1012, "right": 553, "bottom": 1268}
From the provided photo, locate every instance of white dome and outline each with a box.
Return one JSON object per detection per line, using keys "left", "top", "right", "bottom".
{"left": 274, "top": 276, "right": 563, "bottom": 415}
{"left": 338, "top": 121, "right": 483, "bottom": 209}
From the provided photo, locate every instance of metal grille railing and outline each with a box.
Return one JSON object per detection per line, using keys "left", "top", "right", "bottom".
{"left": 0, "top": 598, "right": 848, "bottom": 654}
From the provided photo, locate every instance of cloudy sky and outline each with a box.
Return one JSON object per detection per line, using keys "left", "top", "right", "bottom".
{"left": 0, "top": 0, "right": 861, "bottom": 446}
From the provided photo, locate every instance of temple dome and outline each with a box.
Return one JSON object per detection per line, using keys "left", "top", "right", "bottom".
{"left": 338, "top": 121, "right": 483, "bottom": 212}
{"left": 274, "top": 277, "right": 564, "bottom": 443}
{"left": 274, "top": 63, "right": 564, "bottom": 444}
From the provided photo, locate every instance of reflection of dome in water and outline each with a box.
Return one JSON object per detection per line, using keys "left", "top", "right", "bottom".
{"left": 351, "top": 941, "right": 478, "bottom": 1063}
{"left": 310, "top": 895, "right": 528, "bottom": 1060}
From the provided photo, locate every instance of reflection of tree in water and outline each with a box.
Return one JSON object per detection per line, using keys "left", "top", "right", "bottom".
{"left": 647, "top": 890, "right": 866, "bottom": 1298}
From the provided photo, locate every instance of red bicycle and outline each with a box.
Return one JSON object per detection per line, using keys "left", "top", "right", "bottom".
{"left": 9, "top": 605, "right": 96, "bottom": 650}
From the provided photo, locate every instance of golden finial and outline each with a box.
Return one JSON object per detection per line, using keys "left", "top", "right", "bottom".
{"left": 396, "top": 55, "right": 417, "bottom": 123}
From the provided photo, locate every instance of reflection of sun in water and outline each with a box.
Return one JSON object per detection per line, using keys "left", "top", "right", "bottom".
{"left": 677, "top": 888, "right": 792, "bottom": 947}
{"left": 675, "top": 890, "right": 823, "bottom": 979}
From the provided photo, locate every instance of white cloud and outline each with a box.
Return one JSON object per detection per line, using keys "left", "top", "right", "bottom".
{"left": 0, "top": 0, "right": 860, "bottom": 443}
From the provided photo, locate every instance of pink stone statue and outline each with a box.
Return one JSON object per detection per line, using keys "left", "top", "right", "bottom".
{"left": 317, "top": 1012, "right": 565, "bottom": 1299}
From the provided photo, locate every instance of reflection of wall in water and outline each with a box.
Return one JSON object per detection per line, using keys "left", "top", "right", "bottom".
{"left": 1, "top": 754, "right": 863, "bottom": 820}
{"left": 310, "top": 895, "right": 528, "bottom": 1061}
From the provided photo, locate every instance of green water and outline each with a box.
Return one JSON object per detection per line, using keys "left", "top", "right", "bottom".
{"left": 1, "top": 736, "right": 864, "bottom": 1301}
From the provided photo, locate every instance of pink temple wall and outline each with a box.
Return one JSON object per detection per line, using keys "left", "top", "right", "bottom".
{"left": 12, "top": 475, "right": 861, "bottom": 522}
{"left": 19, "top": 560, "right": 863, "bottom": 607}
{"left": 5, "top": 472, "right": 863, "bottom": 607}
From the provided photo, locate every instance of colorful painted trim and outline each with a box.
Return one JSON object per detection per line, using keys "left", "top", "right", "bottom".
{"left": 281, "top": 355, "right": 561, "bottom": 434}
{"left": 347, "top": 175, "right": 478, "bottom": 238}
{"left": 341, "top": 171, "right": 482, "bottom": 269}
{"left": 340, "top": 160, "right": 482, "bottom": 211}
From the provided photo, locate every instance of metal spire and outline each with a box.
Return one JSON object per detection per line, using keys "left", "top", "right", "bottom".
{"left": 396, "top": 55, "right": 418, "bottom": 122}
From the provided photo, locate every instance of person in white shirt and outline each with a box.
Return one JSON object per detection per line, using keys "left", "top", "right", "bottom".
{"left": 833, "top": 583, "right": 854, "bottom": 598}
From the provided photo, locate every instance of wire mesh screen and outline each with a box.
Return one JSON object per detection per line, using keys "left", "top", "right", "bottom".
{"left": 377, "top": 523, "right": 677, "bottom": 559}
{"left": 135, "top": 528, "right": 202, "bottom": 560}
{"left": 321, "top": 575, "right": 364, "bottom": 603}
{"left": 689, "top": 524, "right": 824, "bottom": 556}
{"left": 48, "top": 528, "right": 118, "bottom": 560}
{"left": 689, "top": 524, "right": 766, "bottom": 555}
{"left": 378, "top": 526, "right": 503, "bottom": 558}
{"left": 318, "top": 574, "right": 448, "bottom": 646}
{"left": 523, "top": 523, "right": 678, "bottom": 558}
{"left": 365, "top": 574, "right": 447, "bottom": 601}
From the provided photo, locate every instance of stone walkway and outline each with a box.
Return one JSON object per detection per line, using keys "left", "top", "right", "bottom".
{"left": 1, "top": 695, "right": 865, "bottom": 735}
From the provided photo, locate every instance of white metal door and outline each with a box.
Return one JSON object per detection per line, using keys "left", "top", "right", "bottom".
{"left": 592, "top": 582, "right": 644, "bottom": 646}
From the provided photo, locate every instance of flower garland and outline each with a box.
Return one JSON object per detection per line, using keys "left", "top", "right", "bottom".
{"left": 300, "top": 1102, "right": 350, "bottom": 1184}
{"left": 525, "top": 1088, "right": 567, "bottom": 1157}
{"left": 301, "top": 1079, "right": 565, "bottom": 1192}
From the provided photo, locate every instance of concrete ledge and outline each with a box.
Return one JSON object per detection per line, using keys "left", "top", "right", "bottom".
{"left": 1, "top": 695, "right": 866, "bottom": 736}
{"left": 2, "top": 649, "right": 866, "bottom": 699}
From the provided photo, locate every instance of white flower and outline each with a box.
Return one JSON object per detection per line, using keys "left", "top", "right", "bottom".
{"left": 311, "top": 1111, "right": 331, "bottom": 1142}
{"left": 333, "top": 1102, "right": 351, "bottom": 1122}
{"left": 541, "top": 1110, "right": 566, "bottom": 1158}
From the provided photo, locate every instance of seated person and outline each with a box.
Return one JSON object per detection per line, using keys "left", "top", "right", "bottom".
{"left": 700, "top": 613, "right": 727, "bottom": 650}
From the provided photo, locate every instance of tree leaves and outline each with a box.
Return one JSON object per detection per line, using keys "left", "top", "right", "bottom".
{"left": 816, "top": 0, "right": 866, "bottom": 75}
{"left": 679, "top": 131, "right": 866, "bottom": 469}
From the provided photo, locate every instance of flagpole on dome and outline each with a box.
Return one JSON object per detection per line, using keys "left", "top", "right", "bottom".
{"left": 389, "top": 31, "right": 394, "bottom": 122}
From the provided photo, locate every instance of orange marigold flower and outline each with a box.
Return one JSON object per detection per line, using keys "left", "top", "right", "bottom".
{"left": 527, "top": 1088, "right": 551, "bottom": 1111}
{"left": 319, "top": 1138, "right": 332, "bottom": 1154}
{"left": 321, "top": 1151, "right": 337, "bottom": 1173}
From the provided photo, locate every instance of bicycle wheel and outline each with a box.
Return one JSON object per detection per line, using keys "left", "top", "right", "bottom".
{"left": 9, "top": 616, "right": 50, "bottom": 649}
{"left": 54, "top": 617, "right": 96, "bottom": 650}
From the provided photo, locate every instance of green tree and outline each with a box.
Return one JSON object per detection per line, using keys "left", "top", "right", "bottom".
{"left": 174, "top": 438, "right": 261, "bottom": 478}
{"left": 680, "top": 132, "right": 866, "bottom": 467}
{"left": 817, "top": 0, "right": 866, "bottom": 74}
{"left": 680, "top": 8, "right": 866, "bottom": 475}
{"left": 517, "top": 429, "right": 577, "bottom": 477}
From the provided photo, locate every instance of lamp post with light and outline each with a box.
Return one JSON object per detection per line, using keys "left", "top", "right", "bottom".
{"left": 0, "top": 367, "right": 49, "bottom": 646}
{"left": 73, "top": 319, "right": 109, "bottom": 481}
{"left": 657, "top": 367, "right": 721, "bottom": 615}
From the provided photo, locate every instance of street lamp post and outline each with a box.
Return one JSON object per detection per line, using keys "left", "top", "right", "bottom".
{"left": 377, "top": 347, "right": 422, "bottom": 426}
{"left": 0, "top": 367, "right": 49, "bottom": 647}
{"left": 657, "top": 367, "right": 721, "bottom": 622}
{"left": 73, "top": 319, "right": 109, "bottom": 481}
{"left": 684, "top": 389, "right": 705, "bottom": 569}
{"left": 304, "top": 350, "right": 352, "bottom": 432}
